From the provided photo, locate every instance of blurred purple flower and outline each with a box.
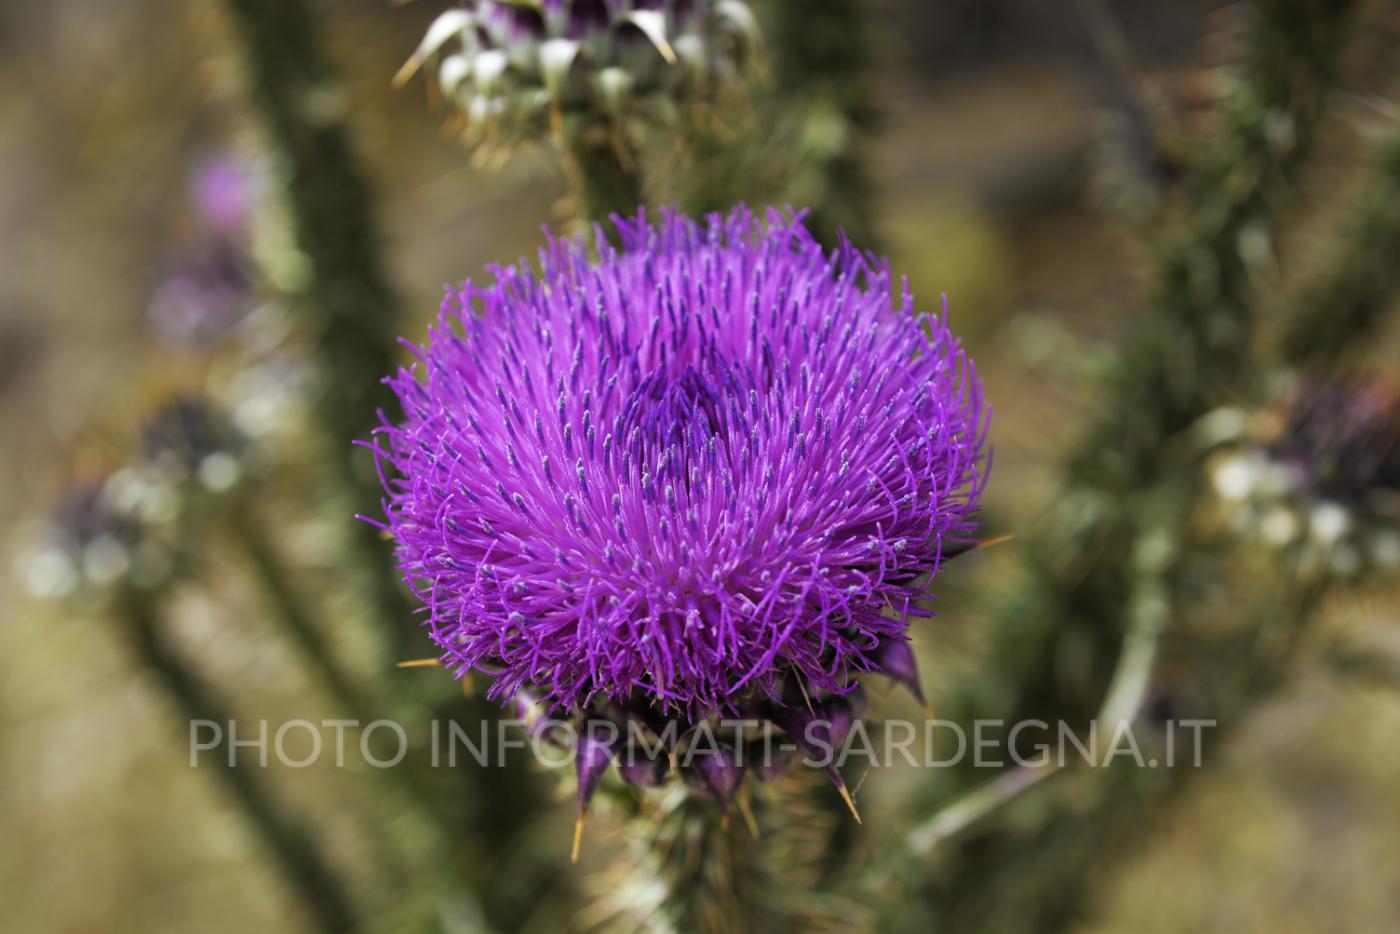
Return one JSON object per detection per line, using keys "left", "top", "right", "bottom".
{"left": 148, "top": 239, "right": 255, "bottom": 348}
{"left": 374, "top": 207, "right": 989, "bottom": 722}
{"left": 190, "top": 154, "right": 257, "bottom": 236}
{"left": 1272, "top": 381, "right": 1399, "bottom": 504}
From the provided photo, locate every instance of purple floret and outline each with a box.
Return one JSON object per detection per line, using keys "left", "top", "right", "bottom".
{"left": 373, "top": 207, "right": 988, "bottom": 717}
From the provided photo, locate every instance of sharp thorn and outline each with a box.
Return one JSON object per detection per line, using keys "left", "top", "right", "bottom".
{"left": 738, "top": 791, "right": 761, "bottom": 840}
{"left": 796, "top": 677, "right": 816, "bottom": 716}
{"left": 837, "top": 782, "right": 863, "bottom": 825}
{"left": 571, "top": 811, "right": 586, "bottom": 864}
{"left": 949, "top": 533, "right": 1014, "bottom": 557}
{"left": 392, "top": 55, "right": 424, "bottom": 89}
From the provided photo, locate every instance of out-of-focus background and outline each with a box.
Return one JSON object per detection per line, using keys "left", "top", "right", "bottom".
{"left": 2, "top": 1, "right": 1397, "bottom": 932}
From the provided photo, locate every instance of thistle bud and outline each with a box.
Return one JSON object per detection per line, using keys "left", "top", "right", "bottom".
{"left": 399, "top": 1, "right": 759, "bottom": 151}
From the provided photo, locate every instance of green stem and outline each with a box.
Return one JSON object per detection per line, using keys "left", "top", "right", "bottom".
{"left": 114, "top": 587, "right": 359, "bottom": 934}
{"left": 220, "top": 0, "right": 415, "bottom": 666}
{"left": 228, "top": 504, "right": 374, "bottom": 722}
{"left": 907, "top": 762, "right": 1062, "bottom": 858}
{"left": 981, "top": 0, "right": 1357, "bottom": 741}
{"left": 225, "top": 502, "right": 495, "bottom": 913}
{"left": 567, "top": 126, "right": 644, "bottom": 226}
{"left": 770, "top": 0, "right": 881, "bottom": 248}
{"left": 909, "top": 2, "right": 1360, "bottom": 930}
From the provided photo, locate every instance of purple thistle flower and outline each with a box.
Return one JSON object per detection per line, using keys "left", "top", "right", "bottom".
{"left": 148, "top": 239, "right": 256, "bottom": 348}
{"left": 190, "top": 154, "right": 257, "bottom": 236}
{"left": 374, "top": 207, "right": 989, "bottom": 722}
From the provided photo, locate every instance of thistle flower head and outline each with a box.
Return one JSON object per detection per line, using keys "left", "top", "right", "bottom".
{"left": 400, "top": 0, "right": 759, "bottom": 147}
{"left": 376, "top": 207, "right": 988, "bottom": 724}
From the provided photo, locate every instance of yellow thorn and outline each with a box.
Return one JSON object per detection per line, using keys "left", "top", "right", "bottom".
{"left": 392, "top": 55, "right": 425, "bottom": 89}
{"left": 837, "top": 783, "right": 863, "bottom": 825}
{"left": 550, "top": 102, "right": 564, "bottom": 144}
{"left": 922, "top": 702, "right": 936, "bottom": 721}
{"left": 738, "top": 792, "right": 761, "bottom": 840}
{"left": 571, "top": 810, "right": 586, "bottom": 865}
{"left": 973, "top": 533, "right": 1015, "bottom": 552}
{"left": 720, "top": 813, "right": 730, "bottom": 832}
{"left": 396, "top": 658, "right": 442, "bottom": 668}
{"left": 462, "top": 672, "right": 475, "bottom": 697}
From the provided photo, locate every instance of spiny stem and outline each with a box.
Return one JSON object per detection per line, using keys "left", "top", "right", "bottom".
{"left": 219, "top": 0, "right": 416, "bottom": 667}
{"left": 114, "top": 586, "right": 359, "bottom": 934}
{"left": 1279, "top": 125, "right": 1400, "bottom": 369}
{"left": 910, "top": 3, "right": 1361, "bottom": 930}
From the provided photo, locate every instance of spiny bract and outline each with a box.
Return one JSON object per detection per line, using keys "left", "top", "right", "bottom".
{"left": 374, "top": 207, "right": 988, "bottom": 717}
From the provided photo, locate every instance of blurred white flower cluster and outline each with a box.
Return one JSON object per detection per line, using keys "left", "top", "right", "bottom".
{"left": 1202, "top": 382, "right": 1400, "bottom": 580}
